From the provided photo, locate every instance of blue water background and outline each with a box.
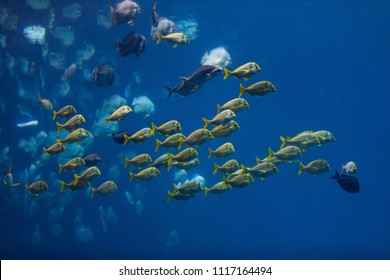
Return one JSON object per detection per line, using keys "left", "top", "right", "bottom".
{"left": 0, "top": 0, "right": 390, "bottom": 259}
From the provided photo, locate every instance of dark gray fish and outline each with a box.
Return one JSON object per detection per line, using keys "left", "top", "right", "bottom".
{"left": 83, "top": 153, "right": 102, "bottom": 167}
{"left": 186, "top": 65, "right": 223, "bottom": 85}
{"left": 91, "top": 64, "right": 115, "bottom": 87}
{"left": 151, "top": 2, "right": 175, "bottom": 40}
{"left": 331, "top": 170, "right": 360, "bottom": 193}
{"left": 110, "top": 0, "right": 140, "bottom": 25}
{"left": 112, "top": 131, "right": 131, "bottom": 144}
{"left": 166, "top": 65, "right": 222, "bottom": 99}
{"left": 115, "top": 31, "right": 147, "bottom": 57}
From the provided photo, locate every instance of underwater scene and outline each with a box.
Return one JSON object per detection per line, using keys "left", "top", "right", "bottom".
{"left": 0, "top": 0, "right": 389, "bottom": 260}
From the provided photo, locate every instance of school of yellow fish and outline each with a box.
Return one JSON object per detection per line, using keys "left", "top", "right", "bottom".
{"left": 28, "top": 59, "right": 336, "bottom": 202}
{"left": 23, "top": 2, "right": 336, "bottom": 202}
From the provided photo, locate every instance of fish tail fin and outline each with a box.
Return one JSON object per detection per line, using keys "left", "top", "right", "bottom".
{"left": 129, "top": 172, "right": 135, "bottom": 182}
{"left": 212, "top": 163, "right": 219, "bottom": 175}
{"left": 178, "top": 138, "right": 184, "bottom": 150}
{"left": 238, "top": 83, "right": 245, "bottom": 97}
{"left": 58, "top": 164, "right": 62, "bottom": 174}
{"left": 90, "top": 187, "right": 95, "bottom": 199}
{"left": 279, "top": 136, "right": 287, "bottom": 149}
{"left": 331, "top": 170, "right": 340, "bottom": 180}
{"left": 150, "top": 125, "right": 155, "bottom": 136}
{"left": 55, "top": 122, "right": 62, "bottom": 133}
{"left": 173, "top": 183, "right": 179, "bottom": 192}
{"left": 266, "top": 147, "right": 274, "bottom": 160}
{"left": 208, "top": 148, "right": 213, "bottom": 159}
{"left": 151, "top": 122, "right": 158, "bottom": 134}
{"left": 223, "top": 68, "right": 231, "bottom": 79}
{"left": 156, "top": 32, "right": 162, "bottom": 44}
{"left": 203, "top": 187, "right": 209, "bottom": 197}
{"left": 202, "top": 117, "right": 210, "bottom": 129}
{"left": 255, "top": 157, "right": 262, "bottom": 164}
{"left": 60, "top": 181, "right": 67, "bottom": 192}
{"left": 167, "top": 153, "right": 174, "bottom": 168}
{"left": 124, "top": 157, "right": 129, "bottom": 168}
{"left": 298, "top": 162, "right": 304, "bottom": 175}
{"left": 155, "top": 139, "right": 162, "bottom": 152}
{"left": 216, "top": 104, "right": 221, "bottom": 114}
{"left": 165, "top": 87, "right": 174, "bottom": 100}
{"left": 166, "top": 191, "right": 173, "bottom": 202}
{"left": 42, "top": 147, "right": 46, "bottom": 155}
{"left": 105, "top": 118, "right": 109, "bottom": 125}
{"left": 52, "top": 110, "right": 57, "bottom": 120}
{"left": 123, "top": 134, "right": 131, "bottom": 145}
{"left": 73, "top": 174, "right": 79, "bottom": 186}
{"left": 222, "top": 176, "right": 229, "bottom": 187}
{"left": 240, "top": 164, "right": 248, "bottom": 175}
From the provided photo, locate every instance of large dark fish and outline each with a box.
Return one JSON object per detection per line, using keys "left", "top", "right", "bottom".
{"left": 165, "top": 65, "right": 222, "bottom": 99}
{"left": 331, "top": 170, "right": 360, "bottom": 193}
{"left": 82, "top": 153, "right": 102, "bottom": 167}
{"left": 115, "top": 31, "right": 147, "bottom": 57}
{"left": 112, "top": 131, "right": 131, "bottom": 144}
{"left": 91, "top": 64, "right": 115, "bottom": 87}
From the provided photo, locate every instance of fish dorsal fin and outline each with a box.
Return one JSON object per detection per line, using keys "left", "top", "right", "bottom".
{"left": 179, "top": 76, "right": 188, "bottom": 81}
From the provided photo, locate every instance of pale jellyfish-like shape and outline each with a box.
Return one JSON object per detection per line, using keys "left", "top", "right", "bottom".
{"left": 26, "top": 0, "right": 50, "bottom": 10}
{"left": 48, "top": 206, "right": 64, "bottom": 224}
{"left": 27, "top": 200, "right": 39, "bottom": 217}
{"left": 47, "top": 52, "right": 66, "bottom": 70}
{"left": 53, "top": 81, "right": 71, "bottom": 98}
{"left": 31, "top": 224, "right": 43, "bottom": 247}
{"left": 97, "top": 12, "right": 112, "bottom": 30}
{"left": 0, "top": 34, "right": 6, "bottom": 48}
{"left": 62, "top": 3, "right": 82, "bottom": 19}
{"left": 75, "top": 43, "right": 95, "bottom": 65}
{"left": 134, "top": 184, "right": 145, "bottom": 199}
{"left": 103, "top": 94, "right": 127, "bottom": 113}
{"left": 23, "top": 25, "right": 46, "bottom": 45}
{"left": 173, "top": 169, "right": 187, "bottom": 184}
{"left": 191, "top": 174, "right": 206, "bottom": 187}
{"left": 18, "top": 136, "right": 38, "bottom": 155}
{"left": 92, "top": 108, "right": 118, "bottom": 137}
{"left": 201, "top": 47, "right": 232, "bottom": 68}
{"left": 51, "top": 26, "right": 74, "bottom": 47}
{"left": 135, "top": 200, "right": 143, "bottom": 215}
{"left": 35, "top": 131, "right": 48, "bottom": 146}
{"left": 164, "top": 230, "right": 180, "bottom": 256}
{"left": 74, "top": 208, "right": 93, "bottom": 243}
{"left": 0, "top": 6, "right": 18, "bottom": 31}
{"left": 108, "top": 164, "right": 120, "bottom": 182}
{"left": 125, "top": 191, "right": 134, "bottom": 205}
{"left": 132, "top": 95, "right": 155, "bottom": 118}
{"left": 175, "top": 18, "right": 198, "bottom": 40}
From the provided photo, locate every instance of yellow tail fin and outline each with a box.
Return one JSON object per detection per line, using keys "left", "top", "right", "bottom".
{"left": 223, "top": 68, "right": 231, "bottom": 80}
{"left": 150, "top": 125, "right": 155, "bottom": 136}
{"left": 298, "top": 162, "right": 304, "bottom": 175}
{"left": 129, "top": 172, "right": 135, "bottom": 182}
{"left": 216, "top": 104, "right": 221, "bottom": 114}
{"left": 240, "top": 164, "right": 248, "bottom": 175}
{"left": 55, "top": 122, "right": 62, "bottom": 133}
{"left": 202, "top": 117, "right": 210, "bottom": 129}
{"left": 151, "top": 122, "right": 158, "bottom": 134}
{"left": 73, "top": 173, "right": 80, "bottom": 185}
{"left": 178, "top": 138, "right": 184, "bottom": 150}
{"left": 166, "top": 191, "right": 173, "bottom": 202}
{"left": 167, "top": 153, "right": 174, "bottom": 168}
{"left": 123, "top": 134, "right": 131, "bottom": 145}
{"left": 238, "top": 83, "right": 246, "bottom": 97}
{"left": 279, "top": 136, "right": 287, "bottom": 149}
{"left": 266, "top": 147, "right": 274, "bottom": 160}
{"left": 208, "top": 148, "right": 213, "bottom": 159}
{"left": 124, "top": 157, "right": 130, "bottom": 168}
{"left": 155, "top": 139, "right": 162, "bottom": 152}
{"left": 203, "top": 187, "right": 209, "bottom": 197}
{"left": 52, "top": 110, "right": 57, "bottom": 120}
{"left": 90, "top": 187, "right": 95, "bottom": 198}
{"left": 42, "top": 147, "right": 46, "bottom": 156}
{"left": 105, "top": 117, "right": 109, "bottom": 125}
{"left": 58, "top": 164, "right": 62, "bottom": 174}
{"left": 60, "top": 181, "right": 67, "bottom": 192}
{"left": 212, "top": 163, "right": 219, "bottom": 175}
{"left": 156, "top": 32, "right": 162, "bottom": 44}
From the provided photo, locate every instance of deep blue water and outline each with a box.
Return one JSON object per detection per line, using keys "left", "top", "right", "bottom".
{"left": 0, "top": 0, "right": 390, "bottom": 260}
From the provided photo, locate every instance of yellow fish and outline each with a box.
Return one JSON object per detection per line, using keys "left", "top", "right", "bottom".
{"left": 223, "top": 62, "right": 260, "bottom": 80}
{"left": 208, "top": 142, "right": 235, "bottom": 158}
{"left": 105, "top": 105, "right": 132, "bottom": 125}
{"left": 178, "top": 128, "right": 213, "bottom": 149}
{"left": 239, "top": 81, "right": 276, "bottom": 97}
{"left": 216, "top": 98, "right": 249, "bottom": 114}
{"left": 155, "top": 133, "right": 186, "bottom": 152}
{"left": 204, "top": 181, "right": 232, "bottom": 196}
{"left": 91, "top": 181, "right": 118, "bottom": 198}
{"left": 26, "top": 180, "right": 48, "bottom": 195}
{"left": 57, "top": 128, "right": 90, "bottom": 144}
{"left": 298, "top": 159, "right": 330, "bottom": 175}
{"left": 43, "top": 142, "right": 65, "bottom": 155}
{"left": 213, "top": 159, "right": 239, "bottom": 175}
{"left": 151, "top": 120, "right": 181, "bottom": 136}
{"left": 210, "top": 120, "right": 240, "bottom": 138}
{"left": 52, "top": 105, "right": 76, "bottom": 120}
{"left": 203, "top": 109, "right": 236, "bottom": 128}
{"left": 73, "top": 166, "right": 101, "bottom": 185}
{"left": 124, "top": 127, "right": 155, "bottom": 144}
{"left": 240, "top": 162, "right": 278, "bottom": 180}
{"left": 58, "top": 157, "right": 85, "bottom": 173}
{"left": 124, "top": 153, "right": 152, "bottom": 169}
{"left": 167, "top": 148, "right": 198, "bottom": 166}
{"left": 129, "top": 167, "right": 160, "bottom": 182}
{"left": 56, "top": 114, "right": 85, "bottom": 133}
{"left": 156, "top": 32, "right": 189, "bottom": 47}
